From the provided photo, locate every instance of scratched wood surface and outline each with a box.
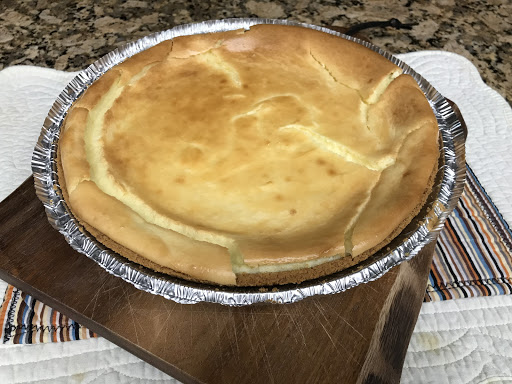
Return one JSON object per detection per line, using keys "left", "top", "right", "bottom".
{"left": 0, "top": 177, "right": 436, "bottom": 384}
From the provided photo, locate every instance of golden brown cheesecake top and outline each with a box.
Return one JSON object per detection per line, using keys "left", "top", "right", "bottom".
{"left": 59, "top": 25, "right": 439, "bottom": 285}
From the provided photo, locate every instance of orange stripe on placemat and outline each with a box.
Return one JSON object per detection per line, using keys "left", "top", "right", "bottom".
{"left": 0, "top": 285, "right": 14, "bottom": 327}
{"left": 63, "top": 314, "right": 70, "bottom": 342}
{"left": 51, "top": 309, "right": 58, "bottom": 342}
{"left": 0, "top": 285, "right": 14, "bottom": 343}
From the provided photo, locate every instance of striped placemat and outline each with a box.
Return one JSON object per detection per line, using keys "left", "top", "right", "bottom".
{"left": 0, "top": 285, "right": 97, "bottom": 344}
{"left": 426, "top": 164, "right": 512, "bottom": 301}
{"left": 1, "top": 163, "right": 511, "bottom": 344}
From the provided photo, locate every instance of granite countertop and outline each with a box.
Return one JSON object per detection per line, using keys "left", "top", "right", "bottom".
{"left": 0, "top": 0, "right": 510, "bottom": 104}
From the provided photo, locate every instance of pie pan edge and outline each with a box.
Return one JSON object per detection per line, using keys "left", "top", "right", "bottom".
{"left": 31, "top": 18, "right": 467, "bottom": 306}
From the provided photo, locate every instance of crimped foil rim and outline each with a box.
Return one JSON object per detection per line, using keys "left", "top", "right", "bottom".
{"left": 31, "top": 18, "right": 466, "bottom": 306}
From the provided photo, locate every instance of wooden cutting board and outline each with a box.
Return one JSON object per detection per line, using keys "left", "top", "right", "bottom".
{"left": 0, "top": 177, "right": 436, "bottom": 384}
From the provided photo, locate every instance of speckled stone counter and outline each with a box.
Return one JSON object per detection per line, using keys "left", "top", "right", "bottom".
{"left": 0, "top": 0, "right": 510, "bottom": 103}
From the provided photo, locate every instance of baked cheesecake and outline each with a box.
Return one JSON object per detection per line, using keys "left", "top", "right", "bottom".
{"left": 57, "top": 24, "right": 439, "bottom": 286}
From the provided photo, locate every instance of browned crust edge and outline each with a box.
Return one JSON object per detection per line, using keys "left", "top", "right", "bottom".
{"left": 57, "top": 137, "right": 439, "bottom": 287}
{"left": 57, "top": 140, "right": 208, "bottom": 284}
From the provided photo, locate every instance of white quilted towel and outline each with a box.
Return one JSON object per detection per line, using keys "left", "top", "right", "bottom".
{"left": 0, "top": 50, "right": 511, "bottom": 383}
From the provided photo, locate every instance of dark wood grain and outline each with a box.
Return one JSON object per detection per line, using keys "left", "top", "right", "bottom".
{"left": 0, "top": 178, "right": 436, "bottom": 384}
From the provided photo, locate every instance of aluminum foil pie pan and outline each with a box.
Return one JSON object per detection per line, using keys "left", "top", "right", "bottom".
{"left": 31, "top": 18, "right": 466, "bottom": 306}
